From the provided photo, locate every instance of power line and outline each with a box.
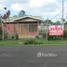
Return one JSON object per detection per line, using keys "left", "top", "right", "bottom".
{"left": 51, "top": 8, "right": 67, "bottom": 20}
{"left": 51, "top": 11, "right": 62, "bottom": 20}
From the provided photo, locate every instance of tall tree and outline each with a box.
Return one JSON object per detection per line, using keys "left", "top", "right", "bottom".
{"left": 2, "top": 10, "right": 10, "bottom": 19}
{"left": 18, "top": 10, "right": 25, "bottom": 17}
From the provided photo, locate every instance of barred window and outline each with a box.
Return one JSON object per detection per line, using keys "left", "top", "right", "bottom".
{"left": 18, "top": 24, "right": 22, "bottom": 32}
{"left": 29, "top": 24, "right": 37, "bottom": 32}
{"left": 14, "top": 24, "right": 22, "bottom": 33}
{"left": 24, "top": 24, "right": 29, "bottom": 29}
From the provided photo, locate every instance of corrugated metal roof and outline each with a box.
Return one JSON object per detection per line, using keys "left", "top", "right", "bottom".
{"left": 3, "top": 16, "right": 44, "bottom": 22}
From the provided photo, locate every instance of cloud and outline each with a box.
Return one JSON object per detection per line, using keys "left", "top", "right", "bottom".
{"left": 0, "top": 4, "right": 5, "bottom": 11}
{"left": 5, "top": 0, "right": 28, "bottom": 4}
{"left": 10, "top": 0, "right": 59, "bottom": 12}
{"left": 0, "top": 0, "right": 7, "bottom": 3}
{"left": 42, "top": 10, "right": 61, "bottom": 16}
{"left": 9, "top": 0, "right": 67, "bottom": 21}
{"left": 26, "top": 0, "right": 61, "bottom": 18}
{"left": 28, "top": 0, "right": 56, "bottom": 8}
{"left": 11, "top": 3, "right": 25, "bottom": 11}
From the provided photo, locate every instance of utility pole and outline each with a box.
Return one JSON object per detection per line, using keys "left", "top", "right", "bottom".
{"left": 0, "top": 7, "right": 7, "bottom": 41}
{"left": 46, "top": 17, "right": 48, "bottom": 41}
{"left": 62, "top": 0, "right": 64, "bottom": 40}
{"left": 2, "top": 21, "right": 4, "bottom": 41}
{"left": 0, "top": 18, "right": 4, "bottom": 41}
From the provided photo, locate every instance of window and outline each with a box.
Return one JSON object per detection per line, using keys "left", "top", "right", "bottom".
{"left": 14, "top": 23, "right": 22, "bottom": 33}
{"left": 24, "top": 24, "right": 29, "bottom": 29}
{"left": 29, "top": 24, "right": 37, "bottom": 32}
{"left": 18, "top": 24, "right": 22, "bottom": 32}
{"left": 14, "top": 24, "right": 16, "bottom": 33}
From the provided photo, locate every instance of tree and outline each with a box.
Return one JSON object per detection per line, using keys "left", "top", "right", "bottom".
{"left": 0, "top": 8, "right": 10, "bottom": 40}
{"left": 6, "top": 10, "right": 10, "bottom": 17}
{"left": 13, "top": 15, "right": 18, "bottom": 17}
{"left": 2, "top": 10, "right": 10, "bottom": 19}
{"left": 43, "top": 19, "right": 53, "bottom": 24}
{"left": 54, "top": 21, "right": 61, "bottom": 25}
{"left": 18, "top": 10, "right": 25, "bottom": 17}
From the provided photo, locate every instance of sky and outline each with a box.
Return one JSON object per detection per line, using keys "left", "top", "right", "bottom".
{"left": 0, "top": 0, "right": 67, "bottom": 21}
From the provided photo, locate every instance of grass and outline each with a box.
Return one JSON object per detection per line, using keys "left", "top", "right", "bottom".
{"left": 0, "top": 38, "right": 67, "bottom": 46}
{"left": 0, "top": 40, "right": 19, "bottom": 46}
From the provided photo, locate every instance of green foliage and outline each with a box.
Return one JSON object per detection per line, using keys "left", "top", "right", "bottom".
{"left": 15, "top": 34, "right": 19, "bottom": 40}
{"left": 0, "top": 31, "right": 2, "bottom": 35}
{"left": 4, "top": 33, "right": 14, "bottom": 40}
{"left": 39, "top": 28, "right": 46, "bottom": 38}
{"left": 43, "top": 19, "right": 53, "bottom": 24}
{"left": 0, "top": 30, "right": 2, "bottom": 40}
{"left": 63, "top": 30, "right": 67, "bottom": 39}
{"left": 54, "top": 21, "right": 61, "bottom": 25}
{"left": 4, "top": 33, "right": 8, "bottom": 40}
{"left": 35, "top": 36, "right": 39, "bottom": 39}
{"left": 0, "top": 39, "right": 66, "bottom": 46}
{"left": 4, "top": 33, "right": 19, "bottom": 40}
{"left": 48, "top": 36, "right": 62, "bottom": 40}
{"left": 43, "top": 19, "right": 62, "bottom": 25}
{"left": 11, "top": 36, "right": 15, "bottom": 40}
{"left": 23, "top": 38, "right": 43, "bottom": 45}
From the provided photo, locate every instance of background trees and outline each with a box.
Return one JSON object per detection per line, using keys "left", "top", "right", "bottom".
{"left": 43, "top": 19, "right": 53, "bottom": 24}
{"left": 18, "top": 10, "right": 26, "bottom": 17}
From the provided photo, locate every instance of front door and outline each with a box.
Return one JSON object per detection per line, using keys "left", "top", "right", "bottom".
{"left": 21, "top": 24, "right": 29, "bottom": 36}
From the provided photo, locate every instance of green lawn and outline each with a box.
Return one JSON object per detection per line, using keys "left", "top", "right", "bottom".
{"left": 0, "top": 39, "right": 67, "bottom": 46}
{"left": 0, "top": 40, "right": 20, "bottom": 46}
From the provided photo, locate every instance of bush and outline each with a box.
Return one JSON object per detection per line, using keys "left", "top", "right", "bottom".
{"left": 63, "top": 30, "right": 67, "bottom": 39}
{"left": 23, "top": 38, "right": 43, "bottom": 45}
{"left": 0, "top": 30, "right": 2, "bottom": 40}
{"left": 24, "top": 39, "right": 36, "bottom": 45}
{"left": 48, "top": 35, "right": 62, "bottom": 40}
{"left": 4, "top": 33, "right": 15, "bottom": 40}
{"left": 11, "top": 36, "right": 14, "bottom": 40}
{"left": 15, "top": 34, "right": 19, "bottom": 40}
{"left": 0, "top": 35, "right": 2, "bottom": 40}
{"left": 4, "top": 33, "right": 8, "bottom": 40}
{"left": 39, "top": 29, "right": 46, "bottom": 38}
{"left": 35, "top": 36, "right": 39, "bottom": 39}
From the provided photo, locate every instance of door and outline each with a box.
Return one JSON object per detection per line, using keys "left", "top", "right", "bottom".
{"left": 21, "top": 24, "right": 29, "bottom": 36}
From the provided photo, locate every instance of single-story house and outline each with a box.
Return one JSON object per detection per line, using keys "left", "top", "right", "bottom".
{"left": 3, "top": 16, "right": 43, "bottom": 38}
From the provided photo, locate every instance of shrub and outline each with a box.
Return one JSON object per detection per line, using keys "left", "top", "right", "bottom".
{"left": 39, "top": 29, "right": 46, "bottom": 38}
{"left": 11, "top": 36, "right": 14, "bottom": 40}
{"left": 0, "top": 30, "right": 2, "bottom": 40}
{"left": 48, "top": 35, "right": 62, "bottom": 40}
{"left": 63, "top": 30, "right": 67, "bottom": 39}
{"left": 23, "top": 38, "right": 43, "bottom": 45}
{"left": 15, "top": 34, "right": 19, "bottom": 40}
{"left": 4, "top": 33, "right": 8, "bottom": 40}
{"left": 35, "top": 36, "right": 39, "bottom": 39}
{"left": 24, "top": 39, "right": 36, "bottom": 45}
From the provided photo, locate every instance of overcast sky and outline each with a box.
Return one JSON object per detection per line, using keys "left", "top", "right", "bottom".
{"left": 0, "top": 0, "right": 67, "bottom": 21}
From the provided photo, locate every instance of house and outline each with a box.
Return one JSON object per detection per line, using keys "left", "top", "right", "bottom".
{"left": 3, "top": 16, "right": 43, "bottom": 38}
